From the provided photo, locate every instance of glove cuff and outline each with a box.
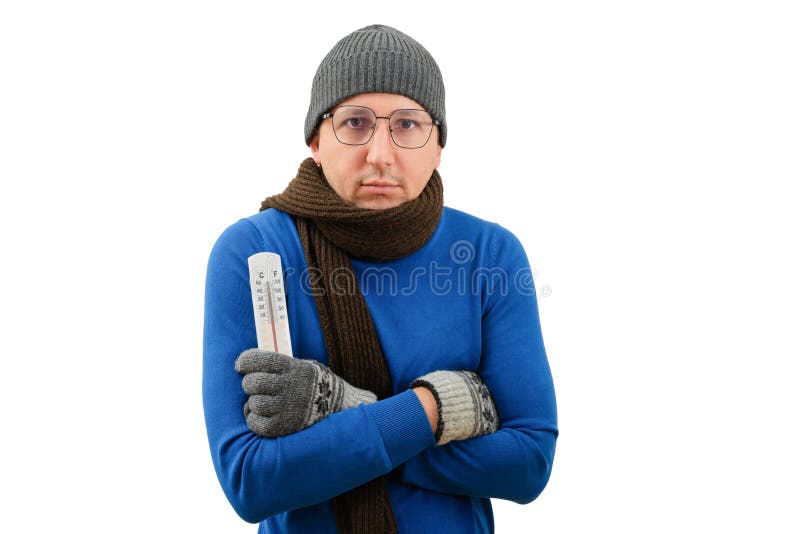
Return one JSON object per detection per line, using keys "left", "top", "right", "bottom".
{"left": 407, "top": 378, "right": 445, "bottom": 442}
{"left": 410, "top": 370, "right": 498, "bottom": 445}
{"left": 312, "top": 361, "right": 378, "bottom": 414}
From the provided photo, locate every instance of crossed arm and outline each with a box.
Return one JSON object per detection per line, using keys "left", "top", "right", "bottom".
{"left": 230, "top": 347, "right": 554, "bottom": 507}
{"left": 235, "top": 348, "right": 495, "bottom": 446}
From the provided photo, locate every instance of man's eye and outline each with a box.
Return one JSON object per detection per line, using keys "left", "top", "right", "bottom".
{"left": 344, "top": 117, "right": 370, "bottom": 128}
{"left": 395, "top": 119, "right": 418, "bottom": 130}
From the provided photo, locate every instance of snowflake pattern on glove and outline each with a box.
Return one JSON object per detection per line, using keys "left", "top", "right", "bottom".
{"left": 313, "top": 376, "right": 333, "bottom": 421}
{"left": 478, "top": 382, "right": 497, "bottom": 434}
{"left": 478, "top": 383, "right": 497, "bottom": 434}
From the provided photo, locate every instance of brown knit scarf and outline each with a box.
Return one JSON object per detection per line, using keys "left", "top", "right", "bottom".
{"left": 259, "top": 157, "right": 443, "bottom": 534}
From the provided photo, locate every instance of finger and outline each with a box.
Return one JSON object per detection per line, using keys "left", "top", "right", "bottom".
{"left": 242, "top": 372, "right": 283, "bottom": 395}
{"left": 245, "top": 411, "right": 280, "bottom": 438}
{"left": 235, "top": 349, "right": 291, "bottom": 374}
{"left": 246, "top": 394, "right": 281, "bottom": 417}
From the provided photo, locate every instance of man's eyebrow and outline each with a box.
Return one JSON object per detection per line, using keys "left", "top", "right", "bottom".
{"left": 332, "top": 106, "right": 372, "bottom": 114}
{"left": 391, "top": 108, "right": 425, "bottom": 114}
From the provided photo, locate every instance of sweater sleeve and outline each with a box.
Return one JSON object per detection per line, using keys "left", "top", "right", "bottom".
{"left": 397, "top": 225, "right": 558, "bottom": 503}
{"left": 202, "top": 219, "right": 436, "bottom": 523}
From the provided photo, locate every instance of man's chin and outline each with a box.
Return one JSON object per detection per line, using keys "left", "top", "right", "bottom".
{"left": 353, "top": 195, "right": 407, "bottom": 210}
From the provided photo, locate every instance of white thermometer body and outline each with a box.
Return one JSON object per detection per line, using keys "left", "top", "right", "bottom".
{"left": 248, "top": 252, "right": 293, "bottom": 356}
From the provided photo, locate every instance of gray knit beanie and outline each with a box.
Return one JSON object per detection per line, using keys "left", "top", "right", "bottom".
{"left": 304, "top": 24, "right": 447, "bottom": 147}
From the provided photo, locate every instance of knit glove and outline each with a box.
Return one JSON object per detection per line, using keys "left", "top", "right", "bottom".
{"left": 410, "top": 370, "right": 499, "bottom": 445}
{"left": 235, "top": 349, "right": 378, "bottom": 438}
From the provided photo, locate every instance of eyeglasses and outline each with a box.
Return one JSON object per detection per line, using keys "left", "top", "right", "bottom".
{"left": 322, "top": 105, "right": 440, "bottom": 149}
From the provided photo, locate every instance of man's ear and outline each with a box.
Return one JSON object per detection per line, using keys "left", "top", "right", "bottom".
{"left": 432, "top": 126, "right": 442, "bottom": 169}
{"left": 309, "top": 131, "right": 321, "bottom": 164}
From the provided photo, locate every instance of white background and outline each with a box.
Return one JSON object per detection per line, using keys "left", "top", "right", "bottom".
{"left": 1, "top": 1, "right": 798, "bottom": 532}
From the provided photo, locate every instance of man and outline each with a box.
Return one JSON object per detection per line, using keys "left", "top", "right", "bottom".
{"left": 203, "top": 24, "right": 558, "bottom": 533}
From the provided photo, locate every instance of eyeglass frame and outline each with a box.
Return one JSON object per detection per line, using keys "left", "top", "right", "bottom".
{"left": 321, "top": 105, "right": 441, "bottom": 149}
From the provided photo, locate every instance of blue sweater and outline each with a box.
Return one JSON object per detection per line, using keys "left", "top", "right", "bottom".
{"left": 203, "top": 206, "right": 558, "bottom": 533}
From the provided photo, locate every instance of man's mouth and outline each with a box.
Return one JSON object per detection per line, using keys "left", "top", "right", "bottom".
{"left": 361, "top": 180, "right": 399, "bottom": 187}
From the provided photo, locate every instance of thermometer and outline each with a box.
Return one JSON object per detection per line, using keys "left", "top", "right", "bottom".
{"left": 248, "top": 252, "right": 293, "bottom": 356}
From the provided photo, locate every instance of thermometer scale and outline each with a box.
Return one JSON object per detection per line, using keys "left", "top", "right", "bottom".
{"left": 248, "top": 252, "right": 293, "bottom": 356}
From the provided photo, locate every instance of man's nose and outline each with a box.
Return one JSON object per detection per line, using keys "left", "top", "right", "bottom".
{"left": 366, "top": 118, "right": 395, "bottom": 167}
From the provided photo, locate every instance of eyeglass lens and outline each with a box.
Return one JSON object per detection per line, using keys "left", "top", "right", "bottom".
{"left": 331, "top": 106, "right": 434, "bottom": 148}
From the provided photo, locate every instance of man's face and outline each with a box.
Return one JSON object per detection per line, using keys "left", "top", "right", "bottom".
{"left": 310, "top": 93, "right": 442, "bottom": 210}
